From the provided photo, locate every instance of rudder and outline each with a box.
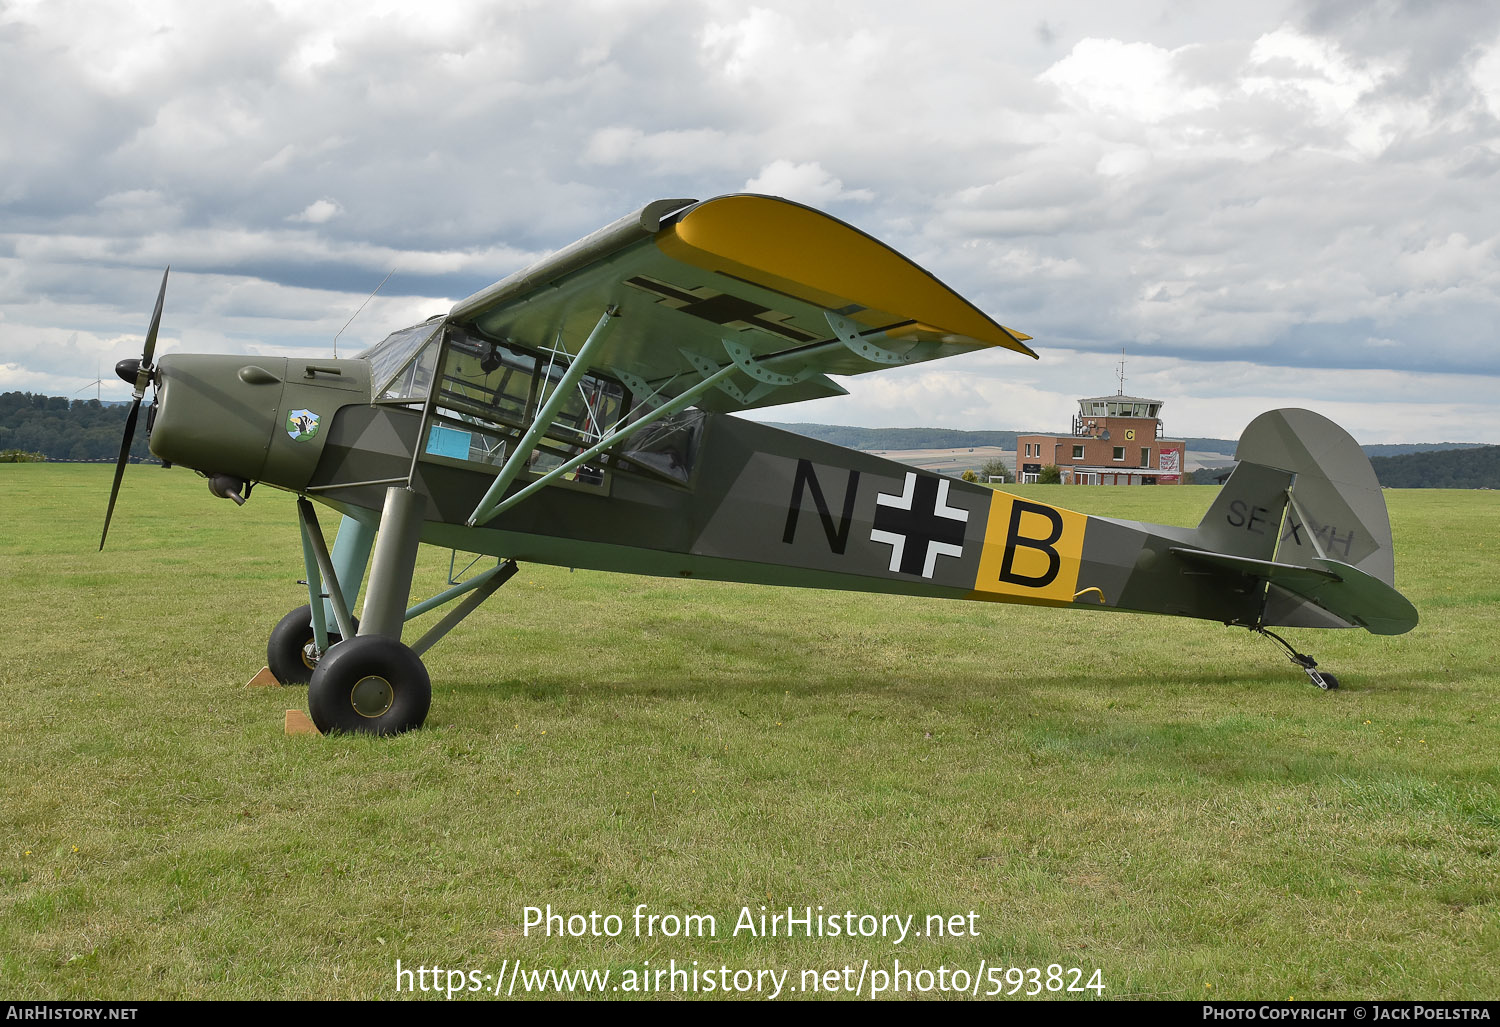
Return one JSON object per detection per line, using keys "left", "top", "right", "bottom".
{"left": 1194, "top": 409, "right": 1412, "bottom": 634}
{"left": 1232, "top": 408, "right": 1395, "bottom": 585}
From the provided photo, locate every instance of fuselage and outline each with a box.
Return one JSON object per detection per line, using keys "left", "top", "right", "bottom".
{"left": 148, "top": 344, "right": 1260, "bottom": 629}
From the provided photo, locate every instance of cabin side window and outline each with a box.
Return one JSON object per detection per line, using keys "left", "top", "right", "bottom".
{"left": 529, "top": 360, "right": 626, "bottom": 481}
{"left": 616, "top": 410, "right": 706, "bottom": 484}
{"left": 424, "top": 330, "right": 632, "bottom": 488}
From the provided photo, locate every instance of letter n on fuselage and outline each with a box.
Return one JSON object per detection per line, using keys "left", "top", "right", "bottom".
{"left": 782, "top": 459, "right": 861, "bottom": 555}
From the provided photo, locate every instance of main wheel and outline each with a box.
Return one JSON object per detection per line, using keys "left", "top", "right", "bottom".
{"left": 307, "top": 635, "right": 431, "bottom": 736}
{"left": 268, "top": 604, "right": 358, "bottom": 685}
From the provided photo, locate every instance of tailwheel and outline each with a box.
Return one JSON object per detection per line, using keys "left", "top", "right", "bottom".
{"left": 1252, "top": 626, "right": 1338, "bottom": 690}
{"left": 307, "top": 635, "right": 431, "bottom": 736}
{"left": 267, "top": 604, "right": 358, "bottom": 685}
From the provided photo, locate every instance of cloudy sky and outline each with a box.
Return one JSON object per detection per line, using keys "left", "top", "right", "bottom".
{"left": 3, "top": 0, "right": 1498, "bottom": 443}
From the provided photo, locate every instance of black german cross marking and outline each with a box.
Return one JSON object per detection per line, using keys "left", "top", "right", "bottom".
{"left": 783, "top": 459, "right": 860, "bottom": 555}
{"left": 625, "top": 275, "right": 817, "bottom": 343}
{"left": 870, "top": 472, "right": 968, "bottom": 578}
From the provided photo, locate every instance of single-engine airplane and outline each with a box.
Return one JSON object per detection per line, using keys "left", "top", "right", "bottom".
{"left": 102, "top": 194, "right": 1418, "bottom": 734}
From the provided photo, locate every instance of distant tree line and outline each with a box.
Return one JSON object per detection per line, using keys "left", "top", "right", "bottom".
{"left": 1196, "top": 465, "right": 1238, "bottom": 484}
{"left": 1190, "top": 450, "right": 1499, "bottom": 489}
{"left": 0, "top": 392, "right": 152, "bottom": 462}
{"left": 1367, "top": 445, "right": 1500, "bottom": 489}
{"left": 1361, "top": 442, "right": 1488, "bottom": 458}
{"left": 764, "top": 422, "right": 1025, "bottom": 451}
{"left": 765, "top": 422, "right": 1486, "bottom": 462}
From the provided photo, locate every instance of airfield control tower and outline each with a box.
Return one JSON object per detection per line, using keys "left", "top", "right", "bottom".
{"left": 1016, "top": 392, "right": 1185, "bottom": 485}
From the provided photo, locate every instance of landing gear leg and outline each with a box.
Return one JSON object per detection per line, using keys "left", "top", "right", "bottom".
{"left": 292, "top": 488, "right": 518, "bottom": 735}
{"left": 308, "top": 487, "right": 428, "bottom": 734}
{"left": 272, "top": 509, "right": 373, "bottom": 685}
{"left": 267, "top": 604, "right": 358, "bottom": 685}
{"left": 1253, "top": 626, "right": 1338, "bottom": 690}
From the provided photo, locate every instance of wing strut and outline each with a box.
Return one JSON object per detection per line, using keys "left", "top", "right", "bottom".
{"left": 468, "top": 356, "right": 742, "bottom": 526}
{"left": 464, "top": 303, "right": 843, "bottom": 527}
{"left": 466, "top": 306, "right": 620, "bottom": 526}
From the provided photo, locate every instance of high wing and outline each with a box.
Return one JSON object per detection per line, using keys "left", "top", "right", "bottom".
{"left": 448, "top": 195, "right": 1035, "bottom": 413}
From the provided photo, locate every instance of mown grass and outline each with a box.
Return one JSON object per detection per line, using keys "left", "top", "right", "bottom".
{"left": 0, "top": 465, "right": 1496, "bottom": 1000}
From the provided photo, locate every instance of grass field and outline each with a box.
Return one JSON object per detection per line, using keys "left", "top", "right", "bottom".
{"left": 1, "top": 464, "right": 1496, "bottom": 1000}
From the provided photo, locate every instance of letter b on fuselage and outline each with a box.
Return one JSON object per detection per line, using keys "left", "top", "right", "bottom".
{"left": 973, "top": 493, "right": 1086, "bottom": 603}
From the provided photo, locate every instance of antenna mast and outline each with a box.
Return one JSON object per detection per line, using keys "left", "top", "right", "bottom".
{"left": 333, "top": 267, "right": 397, "bottom": 358}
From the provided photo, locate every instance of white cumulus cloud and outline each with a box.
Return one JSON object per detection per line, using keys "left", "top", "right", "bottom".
{"left": 289, "top": 199, "right": 343, "bottom": 224}
{"left": 744, "top": 160, "right": 873, "bottom": 205}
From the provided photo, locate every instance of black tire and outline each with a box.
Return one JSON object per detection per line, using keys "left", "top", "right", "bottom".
{"left": 1319, "top": 672, "right": 1340, "bottom": 690}
{"left": 307, "top": 635, "right": 431, "bottom": 736}
{"left": 268, "top": 604, "right": 358, "bottom": 685}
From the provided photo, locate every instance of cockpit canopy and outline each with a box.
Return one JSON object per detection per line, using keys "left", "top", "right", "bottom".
{"left": 356, "top": 316, "right": 702, "bottom": 486}
{"left": 359, "top": 317, "right": 444, "bottom": 401}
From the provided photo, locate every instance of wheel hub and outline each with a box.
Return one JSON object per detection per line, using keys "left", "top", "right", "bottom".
{"left": 349, "top": 675, "right": 394, "bottom": 718}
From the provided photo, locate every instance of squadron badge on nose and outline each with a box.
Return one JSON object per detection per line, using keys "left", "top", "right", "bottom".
{"left": 287, "top": 409, "right": 320, "bottom": 442}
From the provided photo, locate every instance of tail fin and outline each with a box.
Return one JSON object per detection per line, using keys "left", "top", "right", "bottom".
{"left": 1182, "top": 409, "right": 1416, "bottom": 635}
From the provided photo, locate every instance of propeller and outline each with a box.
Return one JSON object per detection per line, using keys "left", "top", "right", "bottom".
{"left": 100, "top": 267, "right": 169, "bottom": 551}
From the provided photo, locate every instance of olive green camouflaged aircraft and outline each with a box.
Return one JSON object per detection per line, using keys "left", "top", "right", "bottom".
{"left": 102, "top": 195, "right": 1417, "bottom": 735}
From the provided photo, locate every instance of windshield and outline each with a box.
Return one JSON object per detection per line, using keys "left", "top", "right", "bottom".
{"left": 359, "top": 319, "right": 444, "bottom": 398}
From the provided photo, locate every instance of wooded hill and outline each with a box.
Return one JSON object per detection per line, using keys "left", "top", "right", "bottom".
{"left": 1, "top": 393, "right": 151, "bottom": 462}
{"left": 762, "top": 421, "right": 1487, "bottom": 462}
{"left": 1367, "top": 445, "right": 1500, "bottom": 489}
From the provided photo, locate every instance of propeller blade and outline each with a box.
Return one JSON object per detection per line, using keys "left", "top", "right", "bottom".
{"left": 136, "top": 267, "right": 169, "bottom": 395}
{"left": 100, "top": 267, "right": 169, "bottom": 550}
{"left": 100, "top": 398, "right": 141, "bottom": 551}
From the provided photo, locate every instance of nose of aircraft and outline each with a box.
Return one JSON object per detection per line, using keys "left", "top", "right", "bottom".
{"left": 150, "top": 354, "right": 285, "bottom": 482}
{"left": 150, "top": 354, "right": 371, "bottom": 492}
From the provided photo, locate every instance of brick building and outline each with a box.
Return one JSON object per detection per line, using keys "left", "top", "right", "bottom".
{"left": 1016, "top": 393, "right": 1184, "bottom": 485}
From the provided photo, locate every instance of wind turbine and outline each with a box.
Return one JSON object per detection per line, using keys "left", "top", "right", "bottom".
{"left": 77, "top": 363, "right": 106, "bottom": 401}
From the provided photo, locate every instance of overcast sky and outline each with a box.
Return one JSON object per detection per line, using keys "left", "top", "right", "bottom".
{"left": 3, "top": 0, "right": 1498, "bottom": 443}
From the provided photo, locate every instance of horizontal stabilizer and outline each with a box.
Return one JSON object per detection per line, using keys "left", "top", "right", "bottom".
{"left": 1170, "top": 547, "right": 1418, "bottom": 635}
